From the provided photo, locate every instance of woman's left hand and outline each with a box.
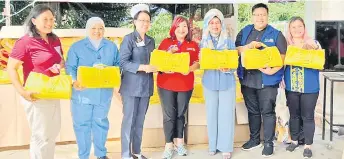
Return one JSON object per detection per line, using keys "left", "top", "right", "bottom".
{"left": 59, "top": 60, "right": 65, "bottom": 69}
{"left": 303, "top": 41, "right": 319, "bottom": 50}
{"left": 49, "top": 64, "right": 61, "bottom": 73}
{"left": 183, "top": 62, "right": 199, "bottom": 75}
{"left": 219, "top": 68, "right": 230, "bottom": 72}
{"left": 167, "top": 45, "right": 178, "bottom": 53}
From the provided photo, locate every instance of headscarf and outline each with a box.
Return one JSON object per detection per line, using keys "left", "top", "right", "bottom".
{"left": 200, "top": 9, "right": 229, "bottom": 50}
{"left": 85, "top": 17, "right": 105, "bottom": 49}
{"left": 286, "top": 18, "right": 312, "bottom": 45}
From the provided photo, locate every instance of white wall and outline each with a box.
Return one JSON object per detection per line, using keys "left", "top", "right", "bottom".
{"left": 305, "top": 1, "right": 344, "bottom": 125}
{"left": 305, "top": 0, "right": 344, "bottom": 39}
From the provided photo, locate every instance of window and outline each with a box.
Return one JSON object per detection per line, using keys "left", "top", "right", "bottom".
{"left": 315, "top": 21, "right": 344, "bottom": 71}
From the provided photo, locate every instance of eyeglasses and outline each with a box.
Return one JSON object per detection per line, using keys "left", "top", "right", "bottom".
{"left": 136, "top": 19, "right": 151, "bottom": 24}
{"left": 253, "top": 14, "right": 268, "bottom": 17}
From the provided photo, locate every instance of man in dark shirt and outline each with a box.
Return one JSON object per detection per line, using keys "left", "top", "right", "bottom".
{"left": 235, "top": 3, "right": 287, "bottom": 157}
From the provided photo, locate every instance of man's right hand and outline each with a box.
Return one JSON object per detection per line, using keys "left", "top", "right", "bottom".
{"left": 248, "top": 41, "right": 264, "bottom": 49}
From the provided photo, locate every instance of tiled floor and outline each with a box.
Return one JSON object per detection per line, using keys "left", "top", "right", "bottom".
{"left": 1, "top": 129, "right": 343, "bottom": 159}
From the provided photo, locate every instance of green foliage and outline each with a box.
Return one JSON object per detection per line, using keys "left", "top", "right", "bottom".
{"left": 147, "top": 13, "right": 173, "bottom": 47}
{"left": 55, "top": 3, "right": 130, "bottom": 29}
{"left": 0, "top": 1, "right": 33, "bottom": 28}
{"left": 1, "top": 1, "right": 305, "bottom": 46}
{"left": 238, "top": 3, "right": 254, "bottom": 30}
{"left": 0, "top": 2, "right": 131, "bottom": 29}
{"left": 238, "top": 1, "right": 305, "bottom": 30}
{"left": 268, "top": 1, "right": 305, "bottom": 22}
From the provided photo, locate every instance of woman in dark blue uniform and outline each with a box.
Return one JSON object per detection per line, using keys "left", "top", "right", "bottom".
{"left": 119, "top": 4, "right": 157, "bottom": 159}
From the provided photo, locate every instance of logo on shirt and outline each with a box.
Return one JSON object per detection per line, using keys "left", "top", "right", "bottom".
{"left": 264, "top": 38, "right": 274, "bottom": 43}
{"left": 186, "top": 48, "right": 196, "bottom": 51}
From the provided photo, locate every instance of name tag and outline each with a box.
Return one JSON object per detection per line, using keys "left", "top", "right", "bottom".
{"left": 136, "top": 41, "right": 145, "bottom": 47}
{"left": 54, "top": 46, "right": 62, "bottom": 57}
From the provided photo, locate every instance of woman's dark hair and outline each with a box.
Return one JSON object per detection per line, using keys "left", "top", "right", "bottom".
{"left": 252, "top": 3, "right": 269, "bottom": 14}
{"left": 133, "top": 10, "right": 151, "bottom": 30}
{"left": 25, "top": 4, "right": 57, "bottom": 39}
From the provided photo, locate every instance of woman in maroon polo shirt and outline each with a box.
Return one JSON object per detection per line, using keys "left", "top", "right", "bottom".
{"left": 7, "top": 4, "right": 64, "bottom": 159}
{"left": 157, "top": 16, "right": 200, "bottom": 159}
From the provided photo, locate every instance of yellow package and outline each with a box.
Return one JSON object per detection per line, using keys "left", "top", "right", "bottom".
{"left": 0, "top": 68, "right": 24, "bottom": 84}
{"left": 60, "top": 37, "right": 83, "bottom": 60}
{"left": 285, "top": 46, "right": 325, "bottom": 70}
{"left": 200, "top": 48, "right": 239, "bottom": 69}
{"left": 0, "top": 49, "right": 9, "bottom": 69}
{"left": 242, "top": 46, "right": 283, "bottom": 69}
{"left": 190, "top": 70, "right": 204, "bottom": 103}
{"left": 77, "top": 66, "right": 121, "bottom": 88}
{"left": 0, "top": 69, "right": 11, "bottom": 84}
{"left": 150, "top": 49, "right": 190, "bottom": 74}
{"left": 108, "top": 37, "right": 123, "bottom": 49}
{"left": 25, "top": 72, "right": 72, "bottom": 99}
{"left": 235, "top": 76, "right": 244, "bottom": 102}
{"left": 149, "top": 74, "right": 159, "bottom": 105}
{"left": 0, "top": 38, "right": 16, "bottom": 53}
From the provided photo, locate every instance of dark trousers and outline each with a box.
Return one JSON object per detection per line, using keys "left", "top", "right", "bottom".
{"left": 158, "top": 87, "right": 193, "bottom": 143}
{"left": 286, "top": 91, "right": 319, "bottom": 145}
{"left": 241, "top": 85, "right": 278, "bottom": 144}
{"left": 121, "top": 96, "right": 149, "bottom": 158}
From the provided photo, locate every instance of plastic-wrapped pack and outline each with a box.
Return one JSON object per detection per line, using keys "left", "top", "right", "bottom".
{"left": 200, "top": 48, "right": 238, "bottom": 69}
{"left": 25, "top": 72, "right": 72, "bottom": 99}
{"left": 242, "top": 45, "right": 283, "bottom": 69}
{"left": 150, "top": 49, "right": 190, "bottom": 74}
{"left": 77, "top": 66, "right": 121, "bottom": 88}
{"left": 285, "top": 46, "right": 325, "bottom": 70}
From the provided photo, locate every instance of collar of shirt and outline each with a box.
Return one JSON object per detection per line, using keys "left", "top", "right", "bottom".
{"left": 134, "top": 30, "right": 151, "bottom": 45}
{"left": 84, "top": 38, "right": 106, "bottom": 51}
{"left": 171, "top": 39, "right": 188, "bottom": 49}
{"left": 210, "top": 35, "right": 219, "bottom": 48}
{"left": 252, "top": 26, "right": 267, "bottom": 33}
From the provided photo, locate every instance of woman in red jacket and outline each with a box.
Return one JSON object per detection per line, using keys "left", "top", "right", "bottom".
{"left": 157, "top": 16, "right": 199, "bottom": 159}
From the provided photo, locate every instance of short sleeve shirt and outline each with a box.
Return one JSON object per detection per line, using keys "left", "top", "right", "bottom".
{"left": 10, "top": 34, "right": 63, "bottom": 84}
{"left": 156, "top": 38, "right": 200, "bottom": 91}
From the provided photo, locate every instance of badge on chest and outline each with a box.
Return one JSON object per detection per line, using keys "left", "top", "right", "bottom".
{"left": 135, "top": 36, "right": 145, "bottom": 47}
{"left": 54, "top": 46, "right": 62, "bottom": 57}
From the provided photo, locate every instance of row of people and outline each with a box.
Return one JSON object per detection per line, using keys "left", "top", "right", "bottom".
{"left": 6, "top": 3, "right": 321, "bottom": 159}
